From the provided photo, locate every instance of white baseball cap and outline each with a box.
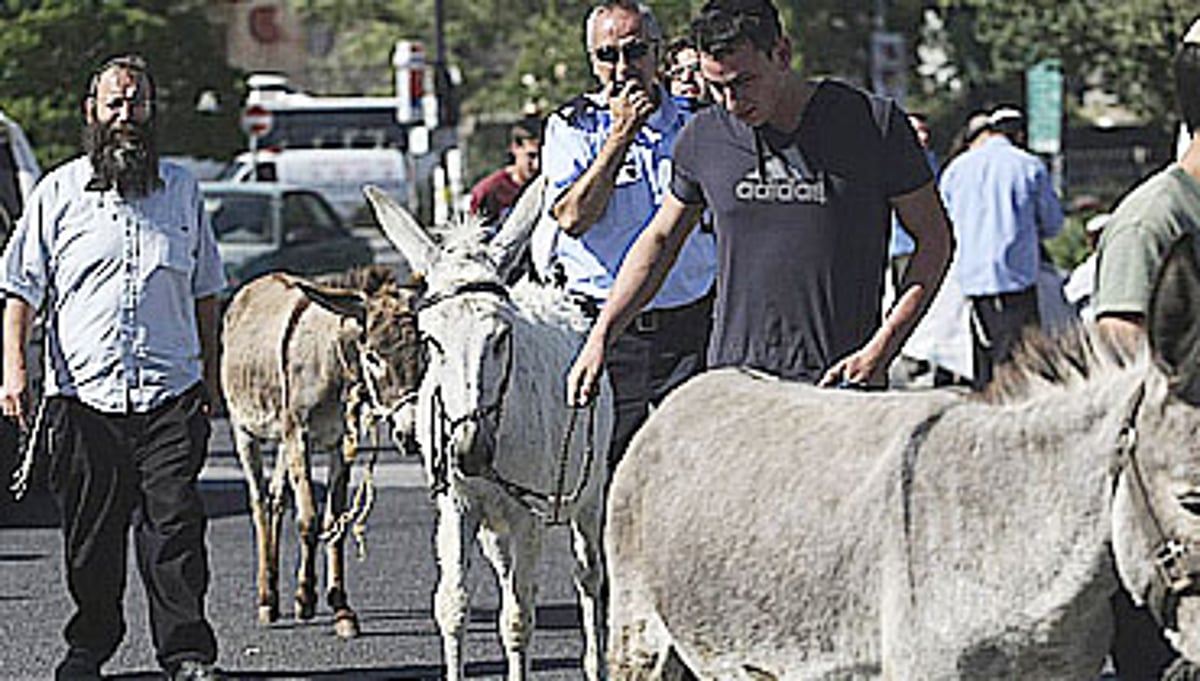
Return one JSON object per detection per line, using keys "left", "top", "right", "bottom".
{"left": 1185, "top": 17, "right": 1200, "bottom": 45}
{"left": 988, "top": 107, "right": 1024, "bottom": 127}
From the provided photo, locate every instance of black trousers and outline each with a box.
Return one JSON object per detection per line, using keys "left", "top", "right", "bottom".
{"left": 46, "top": 384, "right": 217, "bottom": 671}
{"left": 600, "top": 294, "right": 712, "bottom": 469}
{"left": 968, "top": 287, "right": 1040, "bottom": 391}
{"left": 1110, "top": 585, "right": 1178, "bottom": 681}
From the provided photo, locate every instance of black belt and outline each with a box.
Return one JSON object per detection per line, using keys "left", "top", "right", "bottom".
{"left": 572, "top": 292, "right": 713, "bottom": 335}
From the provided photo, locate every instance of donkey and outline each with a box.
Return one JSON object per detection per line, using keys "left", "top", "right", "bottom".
{"left": 221, "top": 267, "right": 424, "bottom": 638}
{"left": 365, "top": 177, "right": 614, "bottom": 681}
{"left": 606, "top": 234, "right": 1200, "bottom": 680}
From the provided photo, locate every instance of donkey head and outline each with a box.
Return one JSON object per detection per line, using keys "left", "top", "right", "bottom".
{"left": 1110, "top": 233, "right": 1200, "bottom": 658}
{"left": 420, "top": 281, "right": 515, "bottom": 477}
{"left": 293, "top": 275, "right": 426, "bottom": 434}
{"left": 364, "top": 179, "right": 544, "bottom": 483}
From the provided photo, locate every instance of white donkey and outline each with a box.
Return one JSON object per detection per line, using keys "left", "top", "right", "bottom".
{"left": 607, "top": 234, "right": 1200, "bottom": 679}
{"left": 366, "top": 179, "right": 614, "bottom": 681}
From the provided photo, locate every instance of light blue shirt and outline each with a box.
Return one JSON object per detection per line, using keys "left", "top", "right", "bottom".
{"left": 533, "top": 87, "right": 716, "bottom": 309}
{"left": 2, "top": 157, "right": 226, "bottom": 413}
{"left": 939, "top": 135, "right": 1063, "bottom": 296}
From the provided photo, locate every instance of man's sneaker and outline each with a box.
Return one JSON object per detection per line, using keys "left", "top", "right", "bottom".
{"left": 168, "top": 660, "right": 223, "bottom": 681}
{"left": 54, "top": 650, "right": 101, "bottom": 680}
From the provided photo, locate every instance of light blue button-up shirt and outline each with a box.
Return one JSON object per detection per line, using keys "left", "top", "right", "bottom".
{"left": 532, "top": 87, "right": 716, "bottom": 309}
{"left": 940, "top": 135, "right": 1063, "bottom": 296}
{"left": 2, "top": 157, "right": 226, "bottom": 413}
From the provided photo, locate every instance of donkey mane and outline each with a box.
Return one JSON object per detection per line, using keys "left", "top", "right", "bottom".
{"left": 316, "top": 264, "right": 418, "bottom": 294}
{"left": 981, "top": 324, "right": 1141, "bottom": 405}
{"left": 423, "top": 213, "right": 591, "bottom": 334}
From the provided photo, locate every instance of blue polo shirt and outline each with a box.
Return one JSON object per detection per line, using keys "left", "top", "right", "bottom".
{"left": 533, "top": 87, "right": 716, "bottom": 309}
{"left": 939, "top": 135, "right": 1063, "bottom": 296}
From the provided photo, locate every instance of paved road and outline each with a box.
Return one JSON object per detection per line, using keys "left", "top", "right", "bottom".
{"left": 0, "top": 418, "right": 587, "bottom": 680}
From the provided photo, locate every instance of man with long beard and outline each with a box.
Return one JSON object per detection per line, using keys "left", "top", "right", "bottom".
{"left": 0, "top": 55, "right": 225, "bottom": 680}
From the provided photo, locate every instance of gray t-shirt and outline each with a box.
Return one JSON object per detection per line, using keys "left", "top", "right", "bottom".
{"left": 671, "top": 79, "right": 931, "bottom": 381}
{"left": 1094, "top": 165, "right": 1200, "bottom": 319}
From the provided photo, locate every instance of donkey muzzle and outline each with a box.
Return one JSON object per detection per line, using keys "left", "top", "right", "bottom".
{"left": 451, "top": 419, "right": 497, "bottom": 477}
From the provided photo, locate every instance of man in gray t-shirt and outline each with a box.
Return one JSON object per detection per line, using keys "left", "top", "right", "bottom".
{"left": 568, "top": 0, "right": 952, "bottom": 401}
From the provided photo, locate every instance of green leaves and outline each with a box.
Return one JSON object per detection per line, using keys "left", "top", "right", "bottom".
{"left": 0, "top": 1, "right": 243, "bottom": 169}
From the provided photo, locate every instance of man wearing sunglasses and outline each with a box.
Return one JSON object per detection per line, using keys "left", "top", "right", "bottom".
{"left": 535, "top": 0, "right": 718, "bottom": 468}
{"left": 568, "top": 0, "right": 952, "bottom": 403}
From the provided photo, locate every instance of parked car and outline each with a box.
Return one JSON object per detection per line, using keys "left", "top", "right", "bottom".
{"left": 217, "top": 147, "right": 409, "bottom": 224}
{"left": 201, "top": 181, "right": 375, "bottom": 292}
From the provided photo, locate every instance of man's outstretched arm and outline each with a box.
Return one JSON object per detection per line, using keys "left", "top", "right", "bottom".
{"left": 567, "top": 192, "right": 704, "bottom": 404}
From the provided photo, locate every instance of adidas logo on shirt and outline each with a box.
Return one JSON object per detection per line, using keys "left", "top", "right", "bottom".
{"left": 734, "top": 155, "right": 827, "bottom": 205}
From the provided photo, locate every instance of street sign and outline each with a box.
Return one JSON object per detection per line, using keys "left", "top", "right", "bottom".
{"left": 1026, "top": 59, "right": 1063, "bottom": 155}
{"left": 240, "top": 104, "right": 274, "bottom": 138}
{"left": 392, "top": 40, "right": 426, "bottom": 124}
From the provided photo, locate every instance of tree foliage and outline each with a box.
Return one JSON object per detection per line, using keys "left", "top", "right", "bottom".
{"left": 929, "top": 0, "right": 1195, "bottom": 133}
{"left": 3, "top": 0, "right": 1192, "bottom": 176}
{"left": 0, "top": 1, "right": 244, "bottom": 169}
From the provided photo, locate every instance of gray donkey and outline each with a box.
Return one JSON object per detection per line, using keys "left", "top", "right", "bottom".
{"left": 607, "top": 234, "right": 1200, "bottom": 679}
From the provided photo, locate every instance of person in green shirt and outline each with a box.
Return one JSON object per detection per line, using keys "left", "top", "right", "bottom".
{"left": 1092, "top": 16, "right": 1200, "bottom": 681}
{"left": 1094, "top": 19, "right": 1200, "bottom": 344}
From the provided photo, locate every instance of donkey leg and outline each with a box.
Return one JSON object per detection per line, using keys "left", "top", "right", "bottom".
{"left": 607, "top": 525, "right": 681, "bottom": 679}
{"left": 234, "top": 427, "right": 278, "bottom": 624}
{"left": 283, "top": 431, "right": 319, "bottom": 620}
{"left": 570, "top": 496, "right": 607, "bottom": 681}
{"left": 434, "top": 495, "right": 477, "bottom": 681}
{"left": 478, "top": 515, "right": 541, "bottom": 681}
{"left": 323, "top": 442, "right": 358, "bottom": 638}
{"left": 264, "top": 441, "right": 290, "bottom": 624}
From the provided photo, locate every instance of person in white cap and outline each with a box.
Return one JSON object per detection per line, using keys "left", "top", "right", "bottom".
{"left": 1093, "top": 15, "right": 1200, "bottom": 681}
{"left": 938, "top": 104, "right": 1064, "bottom": 390}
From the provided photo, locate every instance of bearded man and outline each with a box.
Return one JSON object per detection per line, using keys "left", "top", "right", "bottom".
{"left": 0, "top": 55, "right": 225, "bottom": 681}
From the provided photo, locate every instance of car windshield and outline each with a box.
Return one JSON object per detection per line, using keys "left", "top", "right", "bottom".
{"left": 204, "top": 193, "right": 272, "bottom": 244}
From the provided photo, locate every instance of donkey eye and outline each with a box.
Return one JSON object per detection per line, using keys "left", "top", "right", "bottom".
{"left": 1179, "top": 492, "right": 1200, "bottom": 516}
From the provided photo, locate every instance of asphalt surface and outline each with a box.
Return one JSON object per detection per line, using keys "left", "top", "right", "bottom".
{"left": 0, "top": 418, "right": 588, "bottom": 680}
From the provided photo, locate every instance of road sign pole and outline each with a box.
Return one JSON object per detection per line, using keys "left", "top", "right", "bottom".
{"left": 249, "top": 132, "right": 259, "bottom": 181}
{"left": 240, "top": 104, "right": 274, "bottom": 182}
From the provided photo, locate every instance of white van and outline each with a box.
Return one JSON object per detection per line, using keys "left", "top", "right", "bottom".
{"left": 218, "top": 147, "right": 409, "bottom": 224}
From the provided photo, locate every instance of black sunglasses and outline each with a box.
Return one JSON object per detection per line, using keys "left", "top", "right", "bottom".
{"left": 594, "top": 41, "right": 652, "bottom": 64}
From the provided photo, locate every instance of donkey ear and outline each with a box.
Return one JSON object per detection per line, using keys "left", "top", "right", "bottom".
{"left": 364, "top": 185, "right": 437, "bottom": 274}
{"left": 1147, "top": 233, "right": 1200, "bottom": 399}
{"left": 488, "top": 175, "right": 546, "bottom": 280}
{"left": 291, "top": 278, "right": 368, "bottom": 326}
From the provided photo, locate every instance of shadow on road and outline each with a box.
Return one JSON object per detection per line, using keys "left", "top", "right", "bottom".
{"left": 0, "top": 478, "right": 262, "bottom": 528}
{"left": 106, "top": 655, "right": 582, "bottom": 680}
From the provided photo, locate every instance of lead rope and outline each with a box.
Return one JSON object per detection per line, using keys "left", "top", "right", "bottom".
{"left": 9, "top": 396, "right": 47, "bottom": 501}
{"left": 429, "top": 384, "right": 450, "bottom": 497}
{"left": 549, "top": 402, "right": 596, "bottom": 525}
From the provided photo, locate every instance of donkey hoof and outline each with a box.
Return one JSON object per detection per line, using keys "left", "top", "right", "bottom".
{"left": 294, "top": 599, "right": 317, "bottom": 621}
{"left": 257, "top": 604, "right": 279, "bottom": 624}
{"left": 333, "top": 609, "right": 360, "bottom": 639}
